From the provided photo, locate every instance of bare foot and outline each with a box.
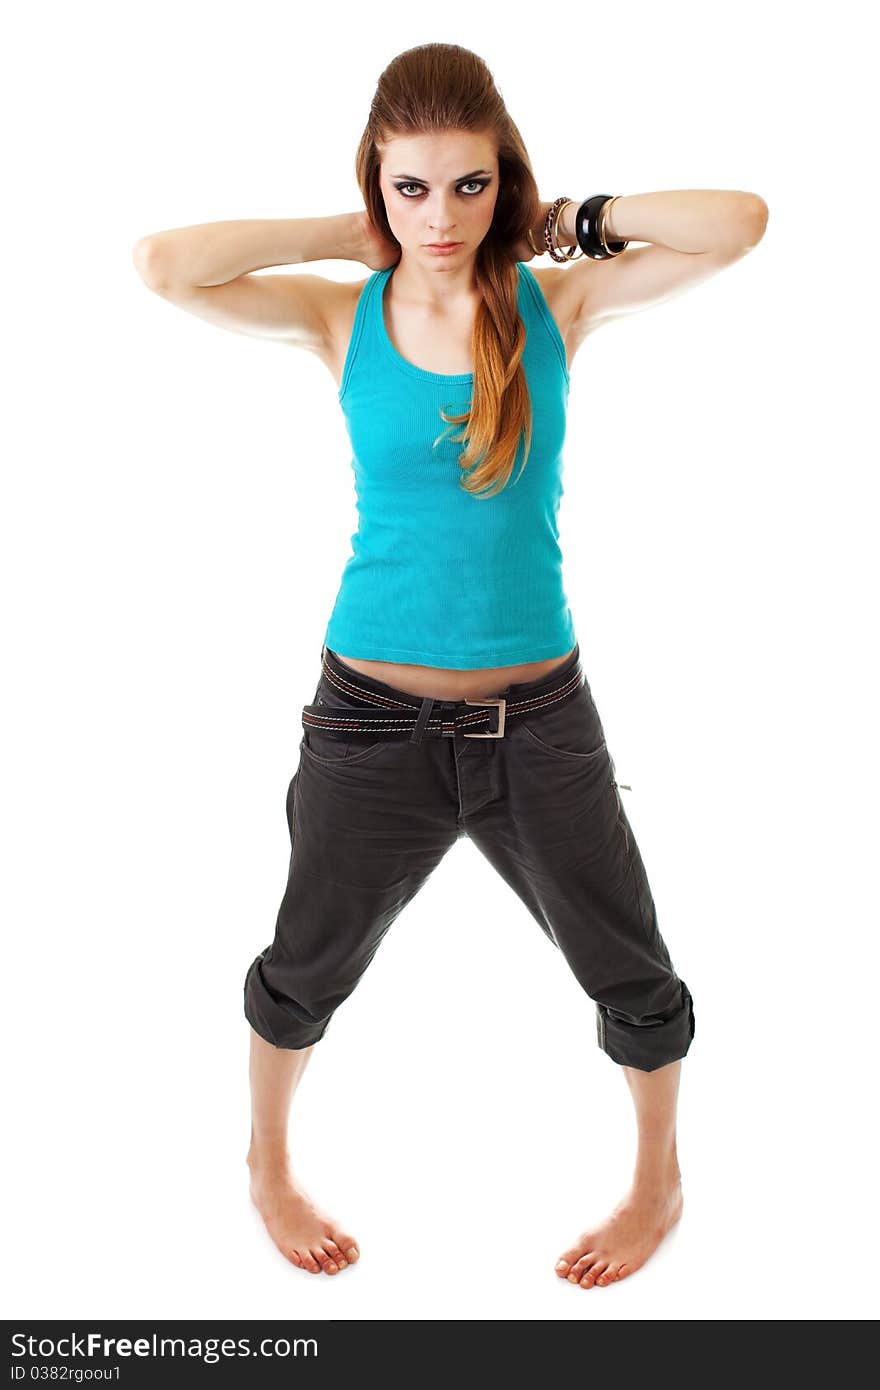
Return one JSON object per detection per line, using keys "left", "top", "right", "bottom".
{"left": 247, "top": 1151, "right": 360, "bottom": 1275}
{"left": 554, "top": 1163, "right": 683, "bottom": 1288}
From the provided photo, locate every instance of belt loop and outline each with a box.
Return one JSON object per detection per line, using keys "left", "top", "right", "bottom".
{"left": 410, "top": 695, "right": 435, "bottom": 745}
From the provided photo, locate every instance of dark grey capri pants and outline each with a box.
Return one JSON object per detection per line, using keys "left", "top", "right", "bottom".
{"left": 244, "top": 641, "right": 695, "bottom": 1072}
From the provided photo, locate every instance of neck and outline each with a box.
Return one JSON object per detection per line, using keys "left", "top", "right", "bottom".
{"left": 389, "top": 252, "right": 479, "bottom": 311}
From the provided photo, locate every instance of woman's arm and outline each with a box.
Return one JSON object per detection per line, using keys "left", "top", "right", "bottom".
{"left": 131, "top": 213, "right": 373, "bottom": 351}
{"left": 558, "top": 189, "right": 768, "bottom": 257}
{"left": 550, "top": 189, "right": 768, "bottom": 333}
{"left": 132, "top": 213, "right": 369, "bottom": 287}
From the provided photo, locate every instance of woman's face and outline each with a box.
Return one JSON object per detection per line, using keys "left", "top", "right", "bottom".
{"left": 378, "top": 130, "right": 499, "bottom": 265}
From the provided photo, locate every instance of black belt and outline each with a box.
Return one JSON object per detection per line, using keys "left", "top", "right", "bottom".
{"left": 302, "top": 654, "right": 585, "bottom": 745}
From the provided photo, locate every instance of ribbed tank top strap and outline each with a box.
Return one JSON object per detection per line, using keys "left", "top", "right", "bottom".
{"left": 517, "top": 262, "right": 570, "bottom": 383}
{"left": 337, "top": 269, "right": 387, "bottom": 407}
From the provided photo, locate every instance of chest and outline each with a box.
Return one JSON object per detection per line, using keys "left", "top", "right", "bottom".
{"left": 382, "top": 294, "right": 478, "bottom": 376}
{"left": 325, "top": 266, "right": 574, "bottom": 388}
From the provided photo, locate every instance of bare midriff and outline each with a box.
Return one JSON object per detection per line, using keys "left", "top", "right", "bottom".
{"left": 330, "top": 647, "right": 578, "bottom": 701}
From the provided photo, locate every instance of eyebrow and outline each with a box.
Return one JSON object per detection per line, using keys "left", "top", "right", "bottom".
{"left": 390, "top": 169, "right": 494, "bottom": 182}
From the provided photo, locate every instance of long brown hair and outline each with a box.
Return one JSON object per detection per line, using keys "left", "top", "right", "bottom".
{"left": 355, "top": 43, "right": 542, "bottom": 499}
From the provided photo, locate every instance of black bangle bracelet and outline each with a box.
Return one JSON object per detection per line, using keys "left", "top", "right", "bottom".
{"left": 575, "top": 195, "right": 629, "bottom": 260}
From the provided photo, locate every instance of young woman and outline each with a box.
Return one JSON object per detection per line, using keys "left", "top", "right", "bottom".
{"left": 133, "top": 42, "right": 767, "bottom": 1288}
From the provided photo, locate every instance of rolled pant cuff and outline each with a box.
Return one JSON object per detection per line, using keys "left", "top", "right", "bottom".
{"left": 243, "top": 953, "right": 331, "bottom": 1050}
{"left": 595, "top": 980, "right": 695, "bottom": 1072}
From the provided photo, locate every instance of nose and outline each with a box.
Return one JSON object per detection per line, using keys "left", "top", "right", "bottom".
{"left": 427, "top": 197, "right": 458, "bottom": 236}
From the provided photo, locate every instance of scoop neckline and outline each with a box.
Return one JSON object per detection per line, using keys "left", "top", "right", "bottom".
{"left": 378, "top": 266, "right": 475, "bottom": 386}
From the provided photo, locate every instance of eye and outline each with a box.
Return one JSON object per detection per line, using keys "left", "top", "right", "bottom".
{"left": 393, "top": 180, "right": 491, "bottom": 198}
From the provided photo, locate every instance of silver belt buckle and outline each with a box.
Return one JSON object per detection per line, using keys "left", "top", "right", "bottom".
{"left": 462, "top": 695, "right": 506, "bottom": 738}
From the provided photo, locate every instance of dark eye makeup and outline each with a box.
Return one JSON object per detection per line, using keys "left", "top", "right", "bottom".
{"left": 393, "top": 179, "right": 493, "bottom": 198}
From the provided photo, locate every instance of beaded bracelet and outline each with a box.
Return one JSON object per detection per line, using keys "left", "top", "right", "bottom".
{"left": 544, "top": 197, "right": 583, "bottom": 263}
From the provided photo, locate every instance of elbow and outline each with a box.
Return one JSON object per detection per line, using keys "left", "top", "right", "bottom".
{"left": 741, "top": 194, "right": 769, "bottom": 249}
{"left": 710, "top": 195, "right": 770, "bottom": 257}
{"left": 131, "top": 236, "right": 173, "bottom": 289}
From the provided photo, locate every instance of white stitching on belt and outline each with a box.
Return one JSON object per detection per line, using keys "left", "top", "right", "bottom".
{"left": 320, "top": 659, "right": 584, "bottom": 718}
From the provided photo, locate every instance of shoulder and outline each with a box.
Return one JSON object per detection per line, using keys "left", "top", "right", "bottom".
{"left": 319, "top": 273, "right": 371, "bottom": 336}
{"left": 514, "top": 262, "right": 576, "bottom": 373}
{"left": 325, "top": 273, "right": 373, "bottom": 338}
{"left": 320, "top": 274, "right": 374, "bottom": 389}
{"left": 520, "top": 263, "right": 567, "bottom": 329}
{"left": 519, "top": 261, "right": 598, "bottom": 374}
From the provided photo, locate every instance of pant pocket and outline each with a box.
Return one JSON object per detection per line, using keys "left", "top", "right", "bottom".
{"left": 515, "top": 684, "right": 608, "bottom": 760}
{"left": 301, "top": 685, "right": 387, "bottom": 765}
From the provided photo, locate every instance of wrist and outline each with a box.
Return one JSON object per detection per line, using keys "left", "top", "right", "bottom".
{"left": 602, "top": 197, "right": 622, "bottom": 242}
{"left": 341, "top": 210, "right": 370, "bottom": 262}
{"left": 556, "top": 201, "right": 580, "bottom": 248}
{"left": 557, "top": 197, "right": 622, "bottom": 249}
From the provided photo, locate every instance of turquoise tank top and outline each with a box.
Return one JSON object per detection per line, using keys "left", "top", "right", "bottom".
{"left": 323, "top": 261, "right": 578, "bottom": 669}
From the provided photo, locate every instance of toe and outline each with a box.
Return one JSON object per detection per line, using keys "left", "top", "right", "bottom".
{"left": 323, "top": 1238, "right": 347, "bottom": 1268}
{"left": 288, "top": 1250, "right": 303, "bottom": 1268}
{"left": 570, "top": 1252, "right": 597, "bottom": 1278}
{"left": 596, "top": 1264, "right": 619, "bottom": 1285}
{"left": 559, "top": 1241, "right": 590, "bottom": 1270}
{"left": 301, "top": 1250, "right": 322, "bottom": 1274}
{"left": 337, "top": 1234, "right": 359, "bottom": 1262}
{"left": 312, "top": 1246, "right": 337, "bottom": 1274}
{"left": 581, "top": 1259, "right": 609, "bottom": 1287}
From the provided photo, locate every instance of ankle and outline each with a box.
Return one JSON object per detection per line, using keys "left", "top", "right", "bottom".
{"left": 247, "top": 1136, "right": 291, "bottom": 1173}
{"left": 632, "top": 1144, "right": 680, "bottom": 1192}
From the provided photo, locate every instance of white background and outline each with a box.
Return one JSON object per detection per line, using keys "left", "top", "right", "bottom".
{"left": 3, "top": 0, "right": 877, "bottom": 1323}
